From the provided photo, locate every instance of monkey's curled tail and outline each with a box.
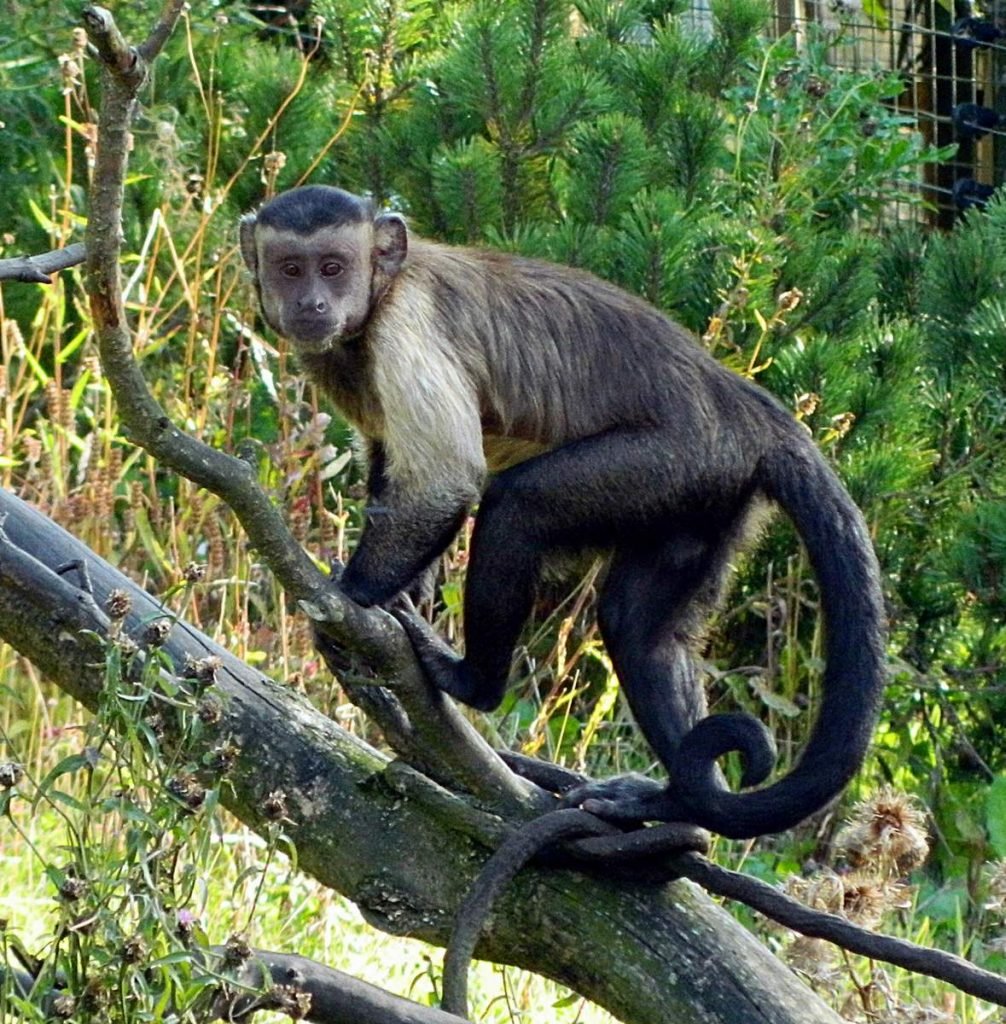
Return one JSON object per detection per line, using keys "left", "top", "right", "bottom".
{"left": 670, "top": 440, "right": 887, "bottom": 839}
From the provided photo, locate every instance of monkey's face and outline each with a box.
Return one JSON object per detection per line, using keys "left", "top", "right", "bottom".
{"left": 250, "top": 224, "right": 376, "bottom": 353}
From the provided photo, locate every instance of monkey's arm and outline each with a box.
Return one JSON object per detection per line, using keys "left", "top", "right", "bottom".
{"left": 339, "top": 484, "right": 472, "bottom": 607}
{"left": 341, "top": 441, "right": 440, "bottom": 605}
{"left": 340, "top": 341, "right": 486, "bottom": 608}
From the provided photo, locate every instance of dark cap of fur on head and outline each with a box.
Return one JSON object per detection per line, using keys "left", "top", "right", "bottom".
{"left": 254, "top": 185, "right": 376, "bottom": 235}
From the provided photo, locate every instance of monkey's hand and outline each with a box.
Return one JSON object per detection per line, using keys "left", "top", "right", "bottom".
{"left": 558, "top": 775, "right": 688, "bottom": 825}
{"left": 390, "top": 604, "right": 496, "bottom": 711}
{"left": 403, "top": 562, "right": 439, "bottom": 607}
{"left": 332, "top": 556, "right": 438, "bottom": 611}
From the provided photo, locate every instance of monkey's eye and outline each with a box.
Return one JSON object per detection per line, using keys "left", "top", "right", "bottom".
{"left": 321, "top": 261, "right": 344, "bottom": 278}
{"left": 280, "top": 263, "right": 301, "bottom": 278}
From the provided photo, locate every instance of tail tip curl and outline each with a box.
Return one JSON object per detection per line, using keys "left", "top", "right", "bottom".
{"left": 672, "top": 712, "right": 778, "bottom": 795}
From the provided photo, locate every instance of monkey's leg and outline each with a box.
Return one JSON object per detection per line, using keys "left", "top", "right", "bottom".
{"left": 561, "top": 538, "right": 732, "bottom": 822}
{"left": 392, "top": 507, "right": 547, "bottom": 711}
{"left": 412, "top": 429, "right": 735, "bottom": 712}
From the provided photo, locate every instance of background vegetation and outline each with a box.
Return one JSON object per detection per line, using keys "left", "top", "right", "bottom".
{"left": 1, "top": 0, "right": 1006, "bottom": 1020}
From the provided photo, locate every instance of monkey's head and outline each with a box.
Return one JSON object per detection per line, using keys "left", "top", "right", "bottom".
{"left": 240, "top": 185, "right": 407, "bottom": 353}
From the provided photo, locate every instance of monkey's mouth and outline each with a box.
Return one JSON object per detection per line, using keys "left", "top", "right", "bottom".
{"left": 286, "top": 317, "right": 341, "bottom": 349}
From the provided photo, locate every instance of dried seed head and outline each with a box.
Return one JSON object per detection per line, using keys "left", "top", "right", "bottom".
{"left": 183, "top": 654, "right": 221, "bottom": 690}
{"left": 121, "top": 934, "right": 148, "bottom": 964}
{"left": 105, "top": 588, "right": 132, "bottom": 620}
{"left": 182, "top": 562, "right": 207, "bottom": 585}
{"left": 166, "top": 772, "right": 206, "bottom": 813}
{"left": 269, "top": 985, "right": 312, "bottom": 1019}
{"left": 263, "top": 151, "right": 287, "bottom": 175}
{"left": 52, "top": 994, "right": 76, "bottom": 1019}
{"left": 197, "top": 695, "right": 224, "bottom": 726}
{"left": 261, "top": 789, "right": 288, "bottom": 821}
{"left": 785, "top": 934, "right": 838, "bottom": 979}
{"left": 835, "top": 787, "right": 930, "bottom": 877}
{"left": 115, "top": 634, "right": 140, "bottom": 659}
{"left": 840, "top": 872, "right": 907, "bottom": 929}
{"left": 143, "top": 618, "right": 172, "bottom": 648}
{"left": 223, "top": 932, "right": 252, "bottom": 967}
{"left": 796, "top": 392, "right": 820, "bottom": 418}
{"left": 776, "top": 288, "right": 803, "bottom": 315}
{"left": 58, "top": 874, "right": 88, "bottom": 903}
{"left": 784, "top": 871, "right": 845, "bottom": 915}
{"left": 207, "top": 742, "right": 239, "bottom": 776}
{"left": 804, "top": 75, "right": 828, "bottom": 98}
{"left": 81, "top": 977, "right": 110, "bottom": 1013}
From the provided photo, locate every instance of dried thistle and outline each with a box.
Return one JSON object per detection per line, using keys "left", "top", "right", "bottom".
{"left": 207, "top": 742, "right": 239, "bottom": 776}
{"left": 0, "top": 762, "right": 24, "bottom": 789}
{"left": 142, "top": 618, "right": 172, "bottom": 648}
{"left": 197, "top": 695, "right": 224, "bottom": 726}
{"left": 182, "top": 562, "right": 207, "bottom": 585}
{"left": 51, "top": 994, "right": 76, "bottom": 1019}
{"left": 835, "top": 787, "right": 930, "bottom": 878}
{"left": 785, "top": 934, "right": 838, "bottom": 979}
{"left": 840, "top": 872, "right": 909, "bottom": 929}
{"left": 261, "top": 789, "right": 289, "bottom": 822}
{"left": 223, "top": 932, "right": 252, "bottom": 968}
{"left": 166, "top": 772, "right": 206, "bottom": 813}
{"left": 775, "top": 288, "right": 803, "bottom": 315}
{"left": 121, "top": 933, "right": 148, "bottom": 964}
{"left": 269, "top": 985, "right": 312, "bottom": 1019}
{"left": 58, "top": 874, "right": 88, "bottom": 903}
{"left": 104, "top": 588, "right": 132, "bottom": 621}
{"left": 784, "top": 869, "right": 908, "bottom": 936}
{"left": 784, "top": 870, "right": 845, "bottom": 915}
{"left": 183, "top": 653, "right": 221, "bottom": 690}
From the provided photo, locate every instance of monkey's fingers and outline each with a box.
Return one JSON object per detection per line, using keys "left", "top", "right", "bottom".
{"left": 559, "top": 774, "right": 675, "bottom": 824}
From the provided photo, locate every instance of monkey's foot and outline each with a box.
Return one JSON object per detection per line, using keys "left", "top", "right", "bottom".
{"left": 390, "top": 605, "right": 501, "bottom": 711}
{"left": 559, "top": 774, "right": 689, "bottom": 824}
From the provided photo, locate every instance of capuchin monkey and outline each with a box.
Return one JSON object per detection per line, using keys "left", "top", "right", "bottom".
{"left": 240, "top": 184, "right": 886, "bottom": 840}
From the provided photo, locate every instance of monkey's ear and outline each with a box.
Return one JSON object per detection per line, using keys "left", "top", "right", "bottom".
{"left": 239, "top": 214, "right": 258, "bottom": 274}
{"left": 374, "top": 213, "right": 407, "bottom": 278}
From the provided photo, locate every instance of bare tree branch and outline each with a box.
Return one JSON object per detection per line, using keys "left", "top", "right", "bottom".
{"left": 78, "top": 2, "right": 531, "bottom": 812}
{"left": 675, "top": 853, "right": 1006, "bottom": 1006}
{"left": 2, "top": 946, "right": 468, "bottom": 1023}
{"left": 0, "top": 243, "right": 86, "bottom": 283}
{"left": 220, "top": 948, "right": 467, "bottom": 1023}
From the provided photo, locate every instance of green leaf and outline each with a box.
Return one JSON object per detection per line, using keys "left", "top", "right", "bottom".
{"left": 986, "top": 776, "right": 1006, "bottom": 859}
{"left": 33, "top": 753, "right": 93, "bottom": 807}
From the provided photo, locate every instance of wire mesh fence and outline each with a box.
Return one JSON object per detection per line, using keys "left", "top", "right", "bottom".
{"left": 771, "top": 0, "right": 1006, "bottom": 224}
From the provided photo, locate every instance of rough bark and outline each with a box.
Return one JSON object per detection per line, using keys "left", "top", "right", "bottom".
{"left": 0, "top": 486, "right": 844, "bottom": 1024}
